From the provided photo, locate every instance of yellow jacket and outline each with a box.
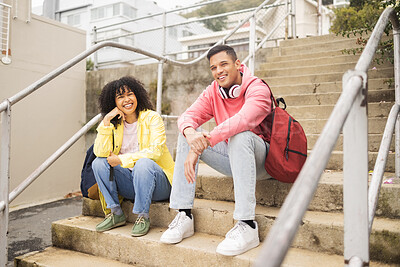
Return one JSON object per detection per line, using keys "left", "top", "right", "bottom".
{"left": 94, "top": 109, "right": 174, "bottom": 214}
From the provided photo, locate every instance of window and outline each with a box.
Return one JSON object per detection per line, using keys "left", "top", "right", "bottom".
{"left": 96, "top": 29, "right": 134, "bottom": 47}
{"left": 122, "top": 3, "right": 136, "bottom": 19}
{"left": 91, "top": 3, "right": 136, "bottom": 21}
{"left": 67, "top": 14, "right": 81, "bottom": 26}
{"left": 113, "top": 3, "right": 120, "bottom": 16}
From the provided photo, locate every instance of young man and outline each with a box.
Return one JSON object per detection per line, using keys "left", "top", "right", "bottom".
{"left": 160, "top": 45, "right": 272, "bottom": 256}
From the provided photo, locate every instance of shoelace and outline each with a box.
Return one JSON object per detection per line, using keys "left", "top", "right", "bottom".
{"left": 168, "top": 212, "right": 184, "bottom": 229}
{"left": 105, "top": 213, "right": 114, "bottom": 221}
{"left": 226, "top": 222, "right": 247, "bottom": 240}
{"left": 135, "top": 216, "right": 146, "bottom": 225}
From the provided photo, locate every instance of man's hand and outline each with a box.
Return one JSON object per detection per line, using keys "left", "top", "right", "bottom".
{"left": 184, "top": 150, "right": 199, "bottom": 183}
{"left": 184, "top": 127, "right": 211, "bottom": 155}
{"left": 107, "top": 151, "right": 122, "bottom": 167}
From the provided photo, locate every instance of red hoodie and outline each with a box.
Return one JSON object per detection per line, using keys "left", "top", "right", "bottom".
{"left": 178, "top": 64, "right": 272, "bottom": 147}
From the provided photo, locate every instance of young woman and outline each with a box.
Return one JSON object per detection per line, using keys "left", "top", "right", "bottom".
{"left": 92, "top": 76, "right": 174, "bottom": 236}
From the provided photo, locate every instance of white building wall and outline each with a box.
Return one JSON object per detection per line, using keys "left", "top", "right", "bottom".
{"left": 1, "top": 1, "right": 86, "bottom": 208}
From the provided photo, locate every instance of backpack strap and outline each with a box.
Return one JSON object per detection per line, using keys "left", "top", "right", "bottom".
{"left": 109, "top": 129, "right": 115, "bottom": 181}
{"left": 261, "top": 79, "right": 278, "bottom": 109}
{"left": 261, "top": 79, "right": 287, "bottom": 110}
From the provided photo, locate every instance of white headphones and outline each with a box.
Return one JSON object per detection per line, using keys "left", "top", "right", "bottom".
{"left": 219, "top": 84, "right": 241, "bottom": 99}
{"left": 218, "top": 72, "right": 243, "bottom": 99}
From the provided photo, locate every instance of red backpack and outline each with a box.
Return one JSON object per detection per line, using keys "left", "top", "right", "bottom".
{"left": 263, "top": 82, "right": 307, "bottom": 183}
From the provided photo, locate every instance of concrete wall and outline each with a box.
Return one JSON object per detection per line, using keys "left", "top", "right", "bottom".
{"left": 0, "top": 1, "right": 86, "bottom": 208}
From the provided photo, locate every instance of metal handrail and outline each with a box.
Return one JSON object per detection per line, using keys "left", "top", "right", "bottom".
{"left": 254, "top": 7, "right": 399, "bottom": 267}
{"left": 0, "top": 114, "right": 102, "bottom": 212}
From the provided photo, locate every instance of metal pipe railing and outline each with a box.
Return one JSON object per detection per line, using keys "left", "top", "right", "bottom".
{"left": 368, "top": 104, "right": 399, "bottom": 233}
{"left": 254, "top": 7, "right": 399, "bottom": 267}
{"left": 0, "top": 114, "right": 102, "bottom": 212}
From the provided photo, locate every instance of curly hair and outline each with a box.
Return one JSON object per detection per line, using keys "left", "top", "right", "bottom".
{"left": 98, "top": 76, "right": 154, "bottom": 126}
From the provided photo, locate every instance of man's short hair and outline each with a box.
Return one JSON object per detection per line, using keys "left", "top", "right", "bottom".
{"left": 207, "top": 45, "right": 237, "bottom": 62}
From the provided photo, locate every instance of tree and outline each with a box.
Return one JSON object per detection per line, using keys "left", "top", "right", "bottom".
{"left": 198, "top": 3, "right": 228, "bottom": 31}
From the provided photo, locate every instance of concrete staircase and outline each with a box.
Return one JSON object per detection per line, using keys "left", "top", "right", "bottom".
{"left": 15, "top": 34, "right": 400, "bottom": 266}
{"left": 255, "top": 34, "right": 395, "bottom": 172}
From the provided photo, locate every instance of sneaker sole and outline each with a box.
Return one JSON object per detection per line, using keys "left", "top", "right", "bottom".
{"left": 160, "top": 230, "right": 194, "bottom": 244}
{"left": 216, "top": 239, "right": 260, "bottom": 256}
{"left": 96, "top": 221, "right": 126, "bottom": 232}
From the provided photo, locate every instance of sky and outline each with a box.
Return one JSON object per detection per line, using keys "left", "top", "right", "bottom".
{"left": 31, "top": 0, "right": 202, "bottom": 11}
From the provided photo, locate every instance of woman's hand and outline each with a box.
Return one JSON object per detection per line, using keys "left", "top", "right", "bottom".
{"left": 103, "top": 107, "right": 125, "bottom": 126}
{"left": 107, "top": 151, "right": 122, "bottom": 167}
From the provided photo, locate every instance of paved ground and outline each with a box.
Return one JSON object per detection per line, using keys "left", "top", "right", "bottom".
{"left": 7, "top": 196, "right": 83, "bottom": 266}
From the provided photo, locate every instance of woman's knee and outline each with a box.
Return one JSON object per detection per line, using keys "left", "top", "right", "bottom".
{"left": 134, "top": 158, "right": 156, "bottom": 172}
{"left": 92, "top": 157, "right": 109, "bottom": 172}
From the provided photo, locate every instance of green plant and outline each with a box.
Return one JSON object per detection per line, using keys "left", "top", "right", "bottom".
{"left": 148, "top": 79, "right": 171, "bottom": 115}
{"left": 331, "top": 0, "right": 399, "bottom": 65}
{"left": 86, "top": 58, "right": 94, "bottom": 71}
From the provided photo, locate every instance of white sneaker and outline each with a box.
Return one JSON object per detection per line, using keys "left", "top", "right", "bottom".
{"left": 216, "top": 221, "right": 260, "bottom": 256}
{"left": 160, "top": 211, "right": 194, "bottom": 244}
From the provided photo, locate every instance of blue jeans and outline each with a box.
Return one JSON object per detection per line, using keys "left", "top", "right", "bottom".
{"left": 92, "top": 157, "right": 171, "bottom": 214}
{"left": 170, "top": 130, "right": 270, "bottom": 220}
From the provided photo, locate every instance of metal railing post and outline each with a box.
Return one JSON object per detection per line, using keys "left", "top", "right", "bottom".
{"left": 93, "top": 26, "right": 98, "bottom": 70}
{"left": 343, "top": 71, "right": 369, "bottom": 266}
{"left": 156, "top": 12, "right": 167, "bottom": 114}
{"left": 0, "top": 101, "right": 11, "bottom": 267}
{"left": 291, "top": 0, "right": 296, "bottom": 39}
{"left": 249, "top": 15, "right": 256, "bottom": 75}
{"left": 393, "top": 24, "right": 400, "bottom": 178}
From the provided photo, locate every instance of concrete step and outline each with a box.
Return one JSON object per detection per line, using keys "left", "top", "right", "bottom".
{"left": 270, "top": 78, "right": 393, "bottom": 96}
{"left": 57, "top": 203, "right": 400, "bottom": 264}
{"left": 263, "top": 62, "right": 359, "bottom": 77}
{"left": 47, "top": 216, "right": 353, "bottom": 267}
{"left": 262, "top": 54, "right": 393, "bottom": 70}
{"left": 307, "top": 133, "right": 395, "bottom": 152}
{"left": 300, "top": 117, "right": 388, "bottom": 135}
{"left": 82, "top": 166, "right": 400, "bottom": 220}
{"left": 277, "top": 39, "right": 362, "bottom": 57}
{"left": 279, "top": 34, "right": 359, "bottom": 47}
{"left": 263, "top": 62, "right": 394, "bottom": 78}
{"left": 193, "top": 165, "right": 400, "bottom": 218}
{"left": 280, "top": 90, "right": 394, "bottom": 106}
{"left": 14, "top": 247, "right": 135, "bottom": 267}
{"left": 278, "top": 33, "right": 392, "bottom": 48}
{"left": 265, "top": 49, "right": 354, "bottom": 63}
{"left": 258, "top": 68, "right": 394, "bottom": 86}
{"left": 326, "top": 151, "right": 395, "bottom": 172}
{"left": 263, "top": 54, "right": 360, "bottom": 69}
{"left": 287, "top": 102, "right": 393, "bottom": 119}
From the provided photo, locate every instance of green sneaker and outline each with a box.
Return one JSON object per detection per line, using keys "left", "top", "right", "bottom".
{"left": 131, "top": 216, "right": 150, "bottom": 237}
{"left": 96, "top": 213, "right": 126, "bottom": 232}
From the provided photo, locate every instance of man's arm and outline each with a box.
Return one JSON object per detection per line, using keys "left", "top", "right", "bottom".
{"left": 208, "top": 81, "right": 271, "bottom": 146}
